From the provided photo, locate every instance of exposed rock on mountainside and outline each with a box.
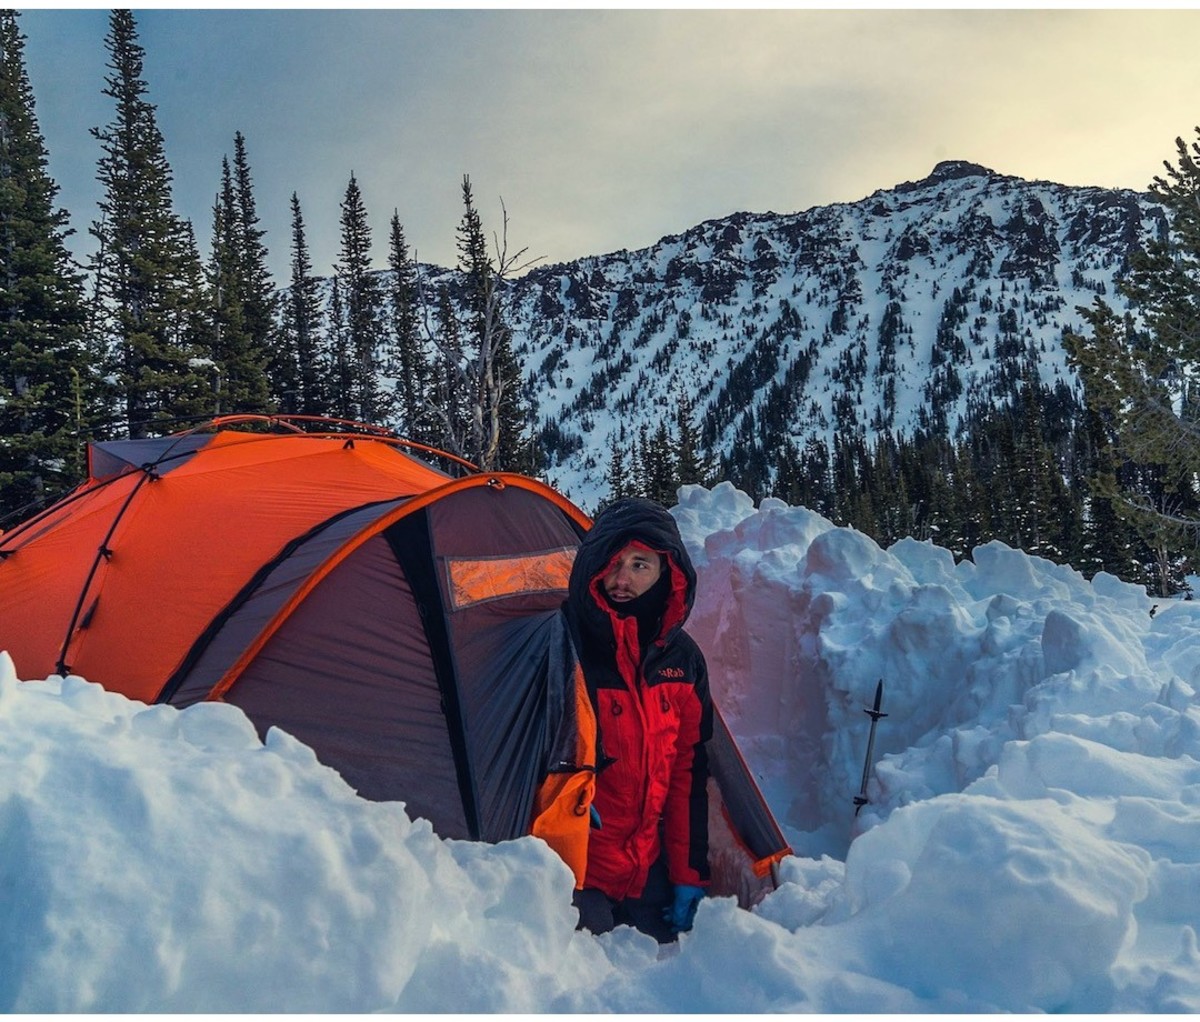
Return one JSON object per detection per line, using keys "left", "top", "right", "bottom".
{"left": 499, "top": 162, "right": 1163, "bottom": 509}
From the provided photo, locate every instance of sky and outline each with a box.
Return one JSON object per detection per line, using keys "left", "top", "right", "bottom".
{"left": 15, "top": 7, "right": 1200, "bottom": 284}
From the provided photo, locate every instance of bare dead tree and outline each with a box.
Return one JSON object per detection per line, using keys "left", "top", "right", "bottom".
{"left": 415, "top": 191, "right": 539, "bottom": 473}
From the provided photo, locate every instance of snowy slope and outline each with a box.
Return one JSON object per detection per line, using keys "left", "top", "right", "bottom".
{"left": 3, "top": 483, "right": 1199, "bottom": 1012}
{"left": 501, "top": 161, "right": 1163, "bottom": 508}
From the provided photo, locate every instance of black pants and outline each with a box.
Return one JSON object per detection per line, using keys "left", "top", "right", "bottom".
{"left": 573, "top": 857, "right": 675, "bottom": 944}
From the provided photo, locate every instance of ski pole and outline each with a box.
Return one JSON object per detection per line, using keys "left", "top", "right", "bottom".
{"left": 853, "top": 680, "right": 887, "bottom": 817}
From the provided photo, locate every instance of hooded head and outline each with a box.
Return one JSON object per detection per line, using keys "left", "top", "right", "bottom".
{"left": 568, "top": 497, "right": 696, "bottom": 647}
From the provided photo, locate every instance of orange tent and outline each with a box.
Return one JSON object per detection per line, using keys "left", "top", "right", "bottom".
{"left": 0, "top": 416, "right": 789, "bottom": 897}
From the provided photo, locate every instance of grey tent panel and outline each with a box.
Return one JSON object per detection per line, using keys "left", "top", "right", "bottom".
{"left": 165, "top": 498, "right": 407, "bottom": 707}
{"left": 707, "top": 704, "right": 789, "bottom": 864}
{"left": 89, "top": 434, "right": 213, "bottom": 480}
{"left": 426, "top": 485, "right": 586, "bottom": 841}
{"left": 226, "top": 532, "right": 467, "bottom": 836}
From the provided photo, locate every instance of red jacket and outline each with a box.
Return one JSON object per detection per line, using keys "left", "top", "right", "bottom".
{"left": 564, "top": 498, "right": 712, "bottom": 900}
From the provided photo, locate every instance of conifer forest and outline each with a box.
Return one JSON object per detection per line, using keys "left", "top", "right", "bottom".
{"left": 3, "top": 10, "right": 1200, "bottom": 595}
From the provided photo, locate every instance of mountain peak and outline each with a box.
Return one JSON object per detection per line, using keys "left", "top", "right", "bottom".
{"left": 891, "top": 160, "right": 999, "bottom": 195}
{"left": 928, "top": 159, "right": 996, "bottom": 182}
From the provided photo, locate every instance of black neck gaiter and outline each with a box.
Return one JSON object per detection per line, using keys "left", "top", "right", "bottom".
{"left": 603, "top": 569, "right": 671, "bottom": 650}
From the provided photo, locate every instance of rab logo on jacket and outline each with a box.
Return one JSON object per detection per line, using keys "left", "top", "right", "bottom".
{"left": 658, "top": 667, "right": 686, "bottom": 680}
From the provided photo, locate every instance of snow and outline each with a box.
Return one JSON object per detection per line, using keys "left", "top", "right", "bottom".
{"left": 515, "top": 167, "right": 1153, "bottom": 510}
{"left": 4, "top": 482, "right": 1200, "bottom": 1012}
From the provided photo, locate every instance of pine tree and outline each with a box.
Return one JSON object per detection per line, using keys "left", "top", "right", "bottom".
{"left": 336, "top": 174, "right": 387, "bottom": 423}
{"left": 643, "top": 418, "right": 678, "bottom": 505}
{"left": 949, "top": 439, "right": 986, "bottom": 556}
{"left": 89, "top": 9, "right": 208, "bottom": 437}
{"left": 174, "top": 220, "right": 221, "bottom": 410}
{"left": 387, "top": 211, "right": 431, "bottom": 442}
{"left": 777, "top": 436, "right": 832, "bottom": 516}
{"left": 431, "top": 284, "right": 468, "bottom": 455}
{"left": 604, "top": 427, "right": 632, "bottom": 507}
{"left": 674, "top": 387, "right": 709, "bottom": 487}
{"left": 868, "top": 435, "right": 911, "bottom": 547}
{"left": 208, "top": 158, "right": 248, "bottom": 415}
{"left": 456, "top": 174, "right": 497, "bottom": 463}
{"left": 919, "top": 436, "right": 957, "bottom": 545}
{"left": 325, "top": 275, "right": 353, "bottom": 420}
{"left": 1073, "top": 404, "right": 1149, "bottom": 584}
{"left": 231, "top": 132, "right": 275, "bottom": 354}
{"left": 634, "top": 421, "right": 651, "bottom": 498}
{"left": 276, "top": 192, "right": 326, "bottom": 415}
{"left": 1009, "top": 381, "right": 1053, "bottom": 556}
{"left": 1066, "top": 127, "right": 1200, "bottom": 589}
{"left": 0, "top": 10, "right": 96, "bottom": 519}
{"left": 205, "top": 134, "right": 271, "bottom": 414}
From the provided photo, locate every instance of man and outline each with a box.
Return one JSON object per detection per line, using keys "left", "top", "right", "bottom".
{"left": 563, "top": 496, "right": 712, "bottom": 942}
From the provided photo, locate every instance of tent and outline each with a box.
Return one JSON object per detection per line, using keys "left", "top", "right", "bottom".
{"left": 0, "top": 416, "right": 790, "bottom": 900}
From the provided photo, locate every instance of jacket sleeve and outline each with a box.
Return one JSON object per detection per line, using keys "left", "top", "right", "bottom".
{"left": 529, "top": 615, "right": 598, "bottom": 890}
{"left": 663, "top": 648, "right": 713, "bottom": 887}
{"left": 529, "top": 662, "right": 597, "bottom": 889}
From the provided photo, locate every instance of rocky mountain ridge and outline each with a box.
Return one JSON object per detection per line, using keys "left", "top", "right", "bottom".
{"left": 487, "top": 162, "right": 1165, "bottom": 509}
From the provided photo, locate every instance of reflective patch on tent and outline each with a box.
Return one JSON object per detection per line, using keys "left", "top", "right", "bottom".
{"left": 444, "top": 547, "right": 576, "bottom": 611}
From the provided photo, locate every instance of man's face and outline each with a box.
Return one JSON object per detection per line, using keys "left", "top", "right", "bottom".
{"left": 602, "top": 544, "right": 664, "bottom": 603}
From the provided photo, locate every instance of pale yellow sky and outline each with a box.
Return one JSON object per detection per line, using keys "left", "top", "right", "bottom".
{"left": 18, "top": 8, "right": 1200, "bottom": 277}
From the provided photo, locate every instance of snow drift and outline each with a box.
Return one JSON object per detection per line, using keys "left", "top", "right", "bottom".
{"left": 2, "top": 482, "right": 1198, "bottom": 1012}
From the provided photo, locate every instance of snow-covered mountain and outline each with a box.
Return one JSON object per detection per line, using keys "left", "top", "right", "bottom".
{"left": 503, "top": 160, "right": 1165, "bottom": 509}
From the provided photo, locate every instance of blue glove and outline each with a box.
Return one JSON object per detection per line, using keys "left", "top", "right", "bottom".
{"left": 663, "top": 884, "right": 705, "bottom": 933}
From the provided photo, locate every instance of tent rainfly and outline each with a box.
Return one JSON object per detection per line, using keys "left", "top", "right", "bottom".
{"left": 0, "top": 416, "right": 790, "bottom": 902}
